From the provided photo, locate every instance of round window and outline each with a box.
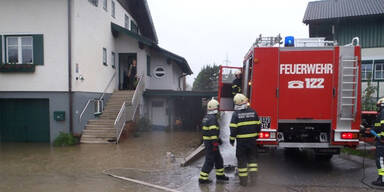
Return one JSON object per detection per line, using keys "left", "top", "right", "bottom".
{"left": 154, "top": 66, "right": 166, "bottom": 78}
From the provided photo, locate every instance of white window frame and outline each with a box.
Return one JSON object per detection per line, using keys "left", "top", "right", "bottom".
{"left": 153, "top": 66, "right": 166, "bottom": 78}
{"left": 361, "top": 62, "right": 373, "bottom": 80}
{"left": 6, "top": 36, "right": 33, "bottom": 64}
{"left": 125, "top": 14, "right": 130, "bottom": 29}
{"left": 375, "top": 63, "right": 384, "bottom": 80}
{"left": 103, "top": 0, "right": 107, "bottom": 11}
{"left": 111, "top": 1, "right": 115, "bottom": 18}
{"left": 103, "top": 48, "right": 107, "bottom": 66}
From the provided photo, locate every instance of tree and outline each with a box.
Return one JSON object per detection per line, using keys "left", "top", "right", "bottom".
{"left": 192, "top": 64, "right": 220, "bottom": 91}
{"left": 362, "top": 73, "right": 377, "bottom": 111}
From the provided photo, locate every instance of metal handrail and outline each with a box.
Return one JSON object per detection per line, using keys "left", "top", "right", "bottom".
{"left": 131, "top": 74, "right": 145, "bottom": 120}
{"left": 115, "top": 102, "right": 127, "bottom": 144}
{"left": 79, "top": 99, "right": 94, "bottom": 122}
{"left": 79, "top": 71, "right": 116, "bottom": 124}
{"left": 99, "top": 71, "right": 117, "bottom": 101}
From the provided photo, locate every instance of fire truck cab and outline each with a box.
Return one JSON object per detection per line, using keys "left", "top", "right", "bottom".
{"left": 218, "top": 35, "right": 361, "bottom": 157}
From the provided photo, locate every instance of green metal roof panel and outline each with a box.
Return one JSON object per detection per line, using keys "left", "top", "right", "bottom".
{"left": 111, "top": 22, "right": 154, "bottom": 46}
{"left": 303, "top": 0, "right": 384, "bottom": 23}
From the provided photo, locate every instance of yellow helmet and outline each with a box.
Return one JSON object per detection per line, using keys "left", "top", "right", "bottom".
{"left": 377, "top": 98, "right": 384, "bottom": 107}
{"left": 233, "top": 93, "right": 248, "bottom": 105}
{"left": 207, "top": 98, "right": 219, "bottom": 111}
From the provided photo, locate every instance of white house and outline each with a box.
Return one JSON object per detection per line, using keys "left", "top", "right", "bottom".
{"left": 0, "top": 0, "right": 193, "bottom": 143}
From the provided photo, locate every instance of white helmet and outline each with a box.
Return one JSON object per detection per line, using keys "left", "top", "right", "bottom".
{"left": 235, "top": 70, "right": 242, "bottom": 76}
{"left": 377, "top": 98, "right": 384, "bottom": 107}
{"left": 207, "top": 98, "right": 219, "bottom": 111}
{"left": 233, "top": 93, "right": 248, "bottom": 105}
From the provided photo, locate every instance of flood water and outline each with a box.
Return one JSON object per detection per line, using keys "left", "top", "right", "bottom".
{"left": 0, "top": 131, "right": 201, "bottom": 192}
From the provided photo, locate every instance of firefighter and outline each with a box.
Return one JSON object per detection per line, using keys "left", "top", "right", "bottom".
{"left": 229, "top": 93, "right": 261, "bottom": 186}
{"left": 232, "top": 70, "right": 242, "bottom": 97}
{"left": 369, "top": 98, "right": 384, "bottom": 186}
{"left": 199, "top": 98, "right": 229, "bottom": 184}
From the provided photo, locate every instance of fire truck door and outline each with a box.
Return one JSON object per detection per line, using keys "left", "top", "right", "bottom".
{"left": 243, "top": 57, "right": 253, "bottom": 99}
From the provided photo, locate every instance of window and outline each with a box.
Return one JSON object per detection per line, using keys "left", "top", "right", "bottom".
{"left": 111, "top": 1, "right": 115, "bottom": 18}
{"left": 154, "top": 66, "right": 166, "bottom": 78}
{"left": 111, "top": 52, "right": 116, "bottom": 68}
{"left": 124, "top": 15, "right": 129, "bottom": 29}
{"left": 361, "top": 60, "right": 373, "bottom": 80}
{"left": 131, "top": 21, "right": 138, "bottom": 33}
{"left": 146, "top": 55, "right": 151, "bottom": 76}
{"left": 88, "top": 0, "right": 98, "bottom": 7}
{"left": 103, "top": 0, "right": 107, "bottom": 11}
{"left": 6, "top": 36, "right": 33, "bottom": 64}
{"left": 103, "top": 48, "right": 107, "bottom": 66}
{"left": 375, "top": 63, "right": 384, "bottom": 80}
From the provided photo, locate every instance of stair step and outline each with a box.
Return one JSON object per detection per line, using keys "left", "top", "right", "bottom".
{"left": 342, "top": 82, "right": 357, "bottom": 84}
{"left": 83, "top": 128, "right": 115, "bottom": 133}
{"left": 81, "top": 134, "right": 116, "bottom": 138}
{"left": 87, "top": 121, "right": 114, "bottom": 125}
{"left": 340, "top": 117, "right": 354, "bottom": 120}
{"left": 342, "top": 89, "right": 354, "bottom": 92}
{"left": 342, "top": 96, "right": 356, "bottom": 99}
{"left": 80, "top": 137, "right": 116, "bottom": 143}
{"left": 343, "top": 67, "right": 357, "bottom": 70}
{"left": 341, "top": 103, "right": 354, "bottom": 106}
{"left": 86, "top": 125, "right": 114, "bottom": 129}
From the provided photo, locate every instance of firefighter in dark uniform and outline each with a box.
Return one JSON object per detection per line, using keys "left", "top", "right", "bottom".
{"left": 230, "top": 93, "right": 261, "bottom": 186}
{"left": 232, "top": 71, "right": 242, "bottom": 97}
{"left": 199, "top": 98, "right": 229, "bottom": 184}
{"left": 369, "top": 98, "right": 384, "bottom": 186}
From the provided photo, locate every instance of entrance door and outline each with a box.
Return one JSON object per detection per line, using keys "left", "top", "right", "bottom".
{"left": 0, "top": 99, "right": 50, "bottom": 142}
{"left": 151, "top": 99, "right": 168, "bottom": 129}
{"left": 119, "top": 53, "right": 137, "bottom": 90}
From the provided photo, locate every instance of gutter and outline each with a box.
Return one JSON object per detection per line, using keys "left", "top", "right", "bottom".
{"left": 67, "top": 0, "right": 73, "bottom": 134}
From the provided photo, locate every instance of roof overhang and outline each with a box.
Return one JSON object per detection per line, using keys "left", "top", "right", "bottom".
{"left": 111, "top": 22, "right": 192, "bottom": 75}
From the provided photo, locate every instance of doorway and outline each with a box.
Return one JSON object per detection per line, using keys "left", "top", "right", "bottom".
{"left": 119, "top": 53, "right": 137, "bottom": 90}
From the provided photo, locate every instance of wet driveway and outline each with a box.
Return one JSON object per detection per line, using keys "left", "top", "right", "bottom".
{"left": 0, "top": 129, "right": 382, "bottom": 192}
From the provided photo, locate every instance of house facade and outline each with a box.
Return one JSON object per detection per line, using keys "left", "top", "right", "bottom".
{"left": 0, "top": 0, "right": 192, "bottom": 143}
{"left": 303, "top": 0, "right": 384, "bottom": 104}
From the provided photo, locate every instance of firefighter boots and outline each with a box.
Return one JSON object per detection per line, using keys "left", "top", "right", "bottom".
{"left": 239, "top": 176, "right": 248, "bottom": 186}
{"left": 216, "top": 175, "right": 229, "bottom": 181}
{"left": 372, "top": 176, "right": 384, "bottom": 186}
{"left": 198, "top": 178, "right": 212, "bottom": 184}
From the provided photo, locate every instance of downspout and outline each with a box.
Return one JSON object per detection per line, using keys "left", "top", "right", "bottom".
{"left": 178, "top": 73, "right": 187, "bottom": 91}
{"left": 67, "top": 0, "right": 73, "bottom": 135}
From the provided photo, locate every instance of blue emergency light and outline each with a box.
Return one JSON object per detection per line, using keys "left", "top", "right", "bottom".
{"left": 285, "top": 36, "right": 294, "bottom": 47}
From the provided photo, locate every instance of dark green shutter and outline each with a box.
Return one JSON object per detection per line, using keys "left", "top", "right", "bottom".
{"left": 147, "top": 55, "right": 151, "bottom": 76}
{"left": 0, "top": 35, "right": 2, "bottom": 64}
{"left": 33, "top": 35, "right": 44, "bottom": 65}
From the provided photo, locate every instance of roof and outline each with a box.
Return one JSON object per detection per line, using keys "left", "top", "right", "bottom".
{"left": 118, "top": 0, "right": 158, "bottom": 43}
{"left": 144, "top": 90, "right": 217, "bottom": 98}
{"left": 153, "top": 46, "right": 193, "bottom": 75}
{"left": 111, "top": 22, "right": 192, "bottom": 75}
{"left": 303, "top": 0, "right": 384, "bottom": 23}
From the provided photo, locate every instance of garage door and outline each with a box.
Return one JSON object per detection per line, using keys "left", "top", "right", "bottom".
{"left": 0, "top": 99, "right": 50, "bottom": 142}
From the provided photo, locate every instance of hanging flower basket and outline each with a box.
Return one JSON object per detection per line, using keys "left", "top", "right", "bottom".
{"left": 0, "top": 64, "right": 35, "bottom": 72}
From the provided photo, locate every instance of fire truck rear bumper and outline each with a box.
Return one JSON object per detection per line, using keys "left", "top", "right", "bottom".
{"left": 278, "top": 142, "right": 342, "bottom": 148}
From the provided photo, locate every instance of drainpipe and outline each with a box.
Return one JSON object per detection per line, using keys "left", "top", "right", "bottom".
{"left": 67, "top": 0, "right": 73, "bottom": 135}
{"left": 178, "top": 73, "right": 188, "bottom": 91}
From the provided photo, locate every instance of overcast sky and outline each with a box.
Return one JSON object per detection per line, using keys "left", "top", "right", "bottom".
{"left": 147, "top": 0, "right": 312, "bottom": 86}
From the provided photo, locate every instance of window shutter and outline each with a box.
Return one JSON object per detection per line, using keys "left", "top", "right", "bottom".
{"left": 33, "top": 34, "right": 44, "bottom": 65}
{"left": 0, "top": 35, "right": 2, "bottom": 64}
{"left": 147, "top": 55, "right": 151, "bottom": 76}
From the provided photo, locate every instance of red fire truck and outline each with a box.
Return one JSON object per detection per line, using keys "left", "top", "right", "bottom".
{"left": 218, "top": 36, "right": 361, "bottom": 157}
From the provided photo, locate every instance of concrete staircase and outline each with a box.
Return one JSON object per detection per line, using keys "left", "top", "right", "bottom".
{"left": 80, "top": 90, "right": 135, "bottom": 144}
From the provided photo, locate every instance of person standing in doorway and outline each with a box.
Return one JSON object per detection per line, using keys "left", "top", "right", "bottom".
{"left": 128, "top": 59, "right": 137, "bottom": 90}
